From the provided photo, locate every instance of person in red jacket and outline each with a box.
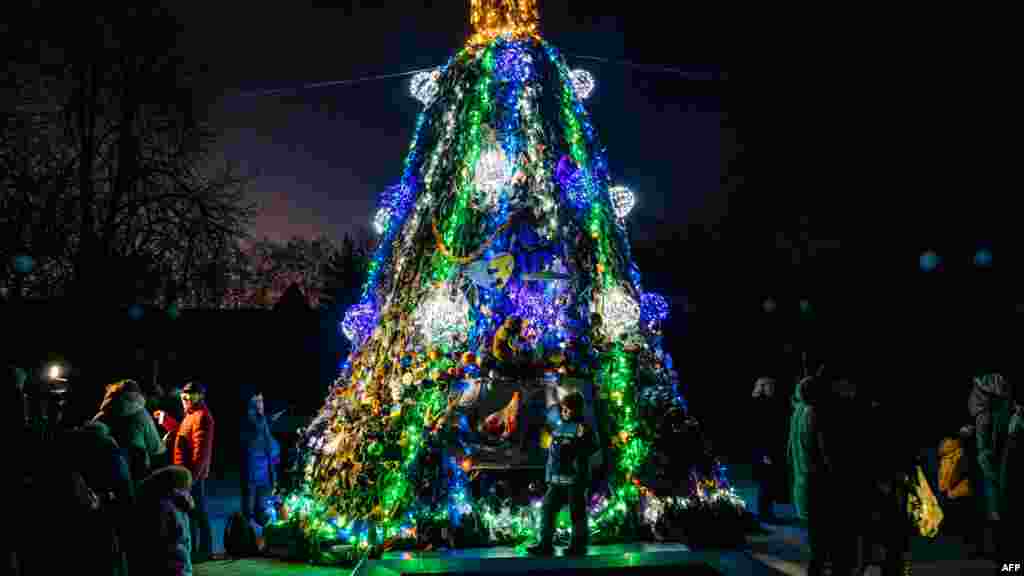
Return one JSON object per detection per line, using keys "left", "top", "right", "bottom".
{"left": 173, "top": 381, "right": 215, "bottom": 563}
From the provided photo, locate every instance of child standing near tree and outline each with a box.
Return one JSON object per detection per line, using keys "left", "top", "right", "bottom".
{"left": 528, "top": 391, "right": 595, "bottom": 556}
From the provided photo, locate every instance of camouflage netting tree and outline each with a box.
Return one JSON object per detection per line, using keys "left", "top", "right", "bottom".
{"left": 273, "top": 1, "right": 747, "bottom": 561}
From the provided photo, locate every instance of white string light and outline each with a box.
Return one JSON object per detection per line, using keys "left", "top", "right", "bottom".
{"left": 598, "top": 284, "right": 640, "bottom": 341}
{"left": 413, "top": 281, "right": 471, "bottom": 347}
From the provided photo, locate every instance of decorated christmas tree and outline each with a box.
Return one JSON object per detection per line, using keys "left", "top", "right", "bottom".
{"left": 274, "top": 0, "right": 747, "bottom": 561}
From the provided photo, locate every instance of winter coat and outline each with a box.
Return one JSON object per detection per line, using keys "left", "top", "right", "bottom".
{"left": 174, "top": 403, "right": 215, "bottom": 481}
{"left": 137, "top": 466, "right": 194, "bottom": 576}
{"left": 969, "top": 375, "right": 1014, "bottom": 517}
{"left": 786, "top": 377, "right": 828, "bottom": 520}
{"left": 545, "top": 406, "right": 596, "bottom": 485}
{"left": 65, "top": 422, "right": 134, "bottom": 575}
{"left": 94, "top": 384, "right": 166, "bottom": 485}
{"left": 241, "top": 394, "right": 279, "bottom": 488}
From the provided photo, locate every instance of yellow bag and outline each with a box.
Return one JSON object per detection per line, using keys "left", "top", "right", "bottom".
{"left": 907, "top": 465, "right": 944, "bottom": 538}
{"left": 937, "top": 438, "right": 970, "bottom": 498}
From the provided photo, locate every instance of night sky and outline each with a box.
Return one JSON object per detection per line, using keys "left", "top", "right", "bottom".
{"left": 168, "top": 2, "right": 726, "bottom": 244}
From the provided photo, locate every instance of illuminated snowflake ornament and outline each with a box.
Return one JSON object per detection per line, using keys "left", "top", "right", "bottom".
{"left": 410, "top": 69, "right": 441, "bottom": 107}
{"left": 597, "top": 284, "right": 640, "bottom": 341}
{"left": 413, "top": 282, "right": 471, "bottom": 347}
{"left": 569, "top": 69, "right": 595, "bottom": 100}
{"left": 609, "top": 185, "right": 635, "bottom": 220}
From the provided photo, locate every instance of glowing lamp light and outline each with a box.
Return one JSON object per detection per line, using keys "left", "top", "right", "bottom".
{"left": 410, "top": 69, "right": 441, "bottom": 107}
{"left": 569, "top": 69, "right": 595, "bottom": 100}
{"left": 48, "top": 365, "right": 61, "bottom": 381}
{"left": 609, "top": 185, "right": 635, "bottom": 220}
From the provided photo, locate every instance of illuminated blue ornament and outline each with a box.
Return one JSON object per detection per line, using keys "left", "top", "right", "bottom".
{"left": 495, "top": 42, "right": 534, "bottom": 84}
{"left": 13, "top": 254, "right": 34, "bottom": 274}
{"left": 919, "top": 250, "right": 940, "bottom": 272}
{"left": 341, "top": 302, "right": 377, "bottom": 345}
{"left": 974, "top": 248, "right": 992, "bottom": 267}
{"left": 555, "top": 155, "right": 587, "bottom": 209}
{"left": 128, "top": 304, "right": 144, "bottom": 321}
{"left": 640, "top": 293, "right": 670, "bottom": 330}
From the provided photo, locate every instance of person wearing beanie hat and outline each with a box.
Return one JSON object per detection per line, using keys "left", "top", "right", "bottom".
{"left": 240, "top": 384, "right": 280, "bottom": 526}
{"left": 173, "top": 380, "right": 214, "bottom": 563}
{"left": 136, "top": 466, "right": 195, "bottom": 576}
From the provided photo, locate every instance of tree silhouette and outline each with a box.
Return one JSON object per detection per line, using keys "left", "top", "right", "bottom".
{"left": 1, "top": 7, "right": 255, "bottom": 306}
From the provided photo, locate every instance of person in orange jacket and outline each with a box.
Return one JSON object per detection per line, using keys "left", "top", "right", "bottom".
{"left": 173, "top": 381, "right": 215, "bottom": 563}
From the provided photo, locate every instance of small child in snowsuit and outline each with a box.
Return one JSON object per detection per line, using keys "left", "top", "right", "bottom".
{"left": 136, "top": 465, "right": 194, "bottom": 576}
{"left": 528, "top": 391, "right": 595, "bottom": 556}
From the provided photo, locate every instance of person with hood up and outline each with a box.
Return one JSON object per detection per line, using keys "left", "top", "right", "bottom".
{"left": 786, "top": 375, "right": 831, "bottom": 576}
{"left": 135, "top": 465, "right": 194, "bottom": 576}
{"left": 751, "top": 376, "right": 789, "bottom": 523}
{"left": 240, "top": 385, "right": 281, "bottom": 527}
{"left": 173, "top": 380, "right": 215, "bottom": 563}
{"left": 64, "top": 421, "right": 135, "bottom": 575}
{"left": 93, "top": 379, "right": 166, "bottom": 488}
{"left": 967, "top": 373, "right": 1015, "bottom": 558}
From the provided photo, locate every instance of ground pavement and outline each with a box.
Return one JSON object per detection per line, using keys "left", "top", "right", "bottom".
{"left": 196, "top": 462, "right": 1001, "bottom": 576}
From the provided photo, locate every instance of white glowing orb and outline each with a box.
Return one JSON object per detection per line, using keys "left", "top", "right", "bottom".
{"left": 598, "top": 285, "right": 640, "bottom": 341}
{"left": 473, "top": 143, "right": 510, "bottom": 210}
{"left": 413, "top": 282, "right": 471, "bottom": 347}
{"left": 569, "top": 69, "right": 595, "bottom": 100}
{"left": 410, "top": 69, "right": 441, "bottom": 106}
{"left": 609, "top": 185, "right": 635, "bottom": 220}
{"left": 373, "top": 206, "right": 391, "bottom": 235}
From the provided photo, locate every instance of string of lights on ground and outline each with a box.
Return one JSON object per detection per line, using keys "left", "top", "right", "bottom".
{"left": 266, "top": 1, "right": 747, "bottom": 563}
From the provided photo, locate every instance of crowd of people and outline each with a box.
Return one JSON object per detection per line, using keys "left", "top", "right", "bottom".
{"left": 6, "top": 365, "right": 282, "bottom": 576}
{"left": 750, "top": 369, "right": 1022, "bottom": 576}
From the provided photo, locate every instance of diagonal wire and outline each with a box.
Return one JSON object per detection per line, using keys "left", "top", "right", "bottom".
{"left": 232, "top": 54, "right": 716, "bottom": 98}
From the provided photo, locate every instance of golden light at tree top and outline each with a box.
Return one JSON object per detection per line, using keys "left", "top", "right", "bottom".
{"left": 468, "top": 0, "right": 541, "bottom": 46}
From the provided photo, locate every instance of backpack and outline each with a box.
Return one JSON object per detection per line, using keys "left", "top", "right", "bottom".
{"left": 224, "top": 511, "right": 258, "bottom": 557}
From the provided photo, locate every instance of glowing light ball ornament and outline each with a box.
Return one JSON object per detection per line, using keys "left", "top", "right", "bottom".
{"left": 609, "top": 185, "right": 635, "bottom": 220}
{"left": 597, "top": 285, "right": 640, "bottom": 341}
{"left": 495, "top": 43, "right": 534, "bottom": 84}
{"left": 342, "top": 303, "right": 377, "bottom": 345}
{"left": 569, "top": 69, "right": 595, "bottom": 100}
{"left": 410, "top": 69, "right": 441, "bottom": 107}
{"left": 373, "top": 207, "right": 391, "bottom": 235}
{"left": 12, "top": 254, "right": 34, "bottom": 274}
{"left": 919, "top": 250, "right": 940, "bottom": 272}
{"left": 974, "top": 248, "right": 992, "bottom": 267}
{"left": 473, "top": 128, "right": 511, "bottom": 211}
{"left": 640, "top": 292, "right": 670, "bottom": 330}
{"left": 413, "top": 282, "right": 471, "bottom": 347}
